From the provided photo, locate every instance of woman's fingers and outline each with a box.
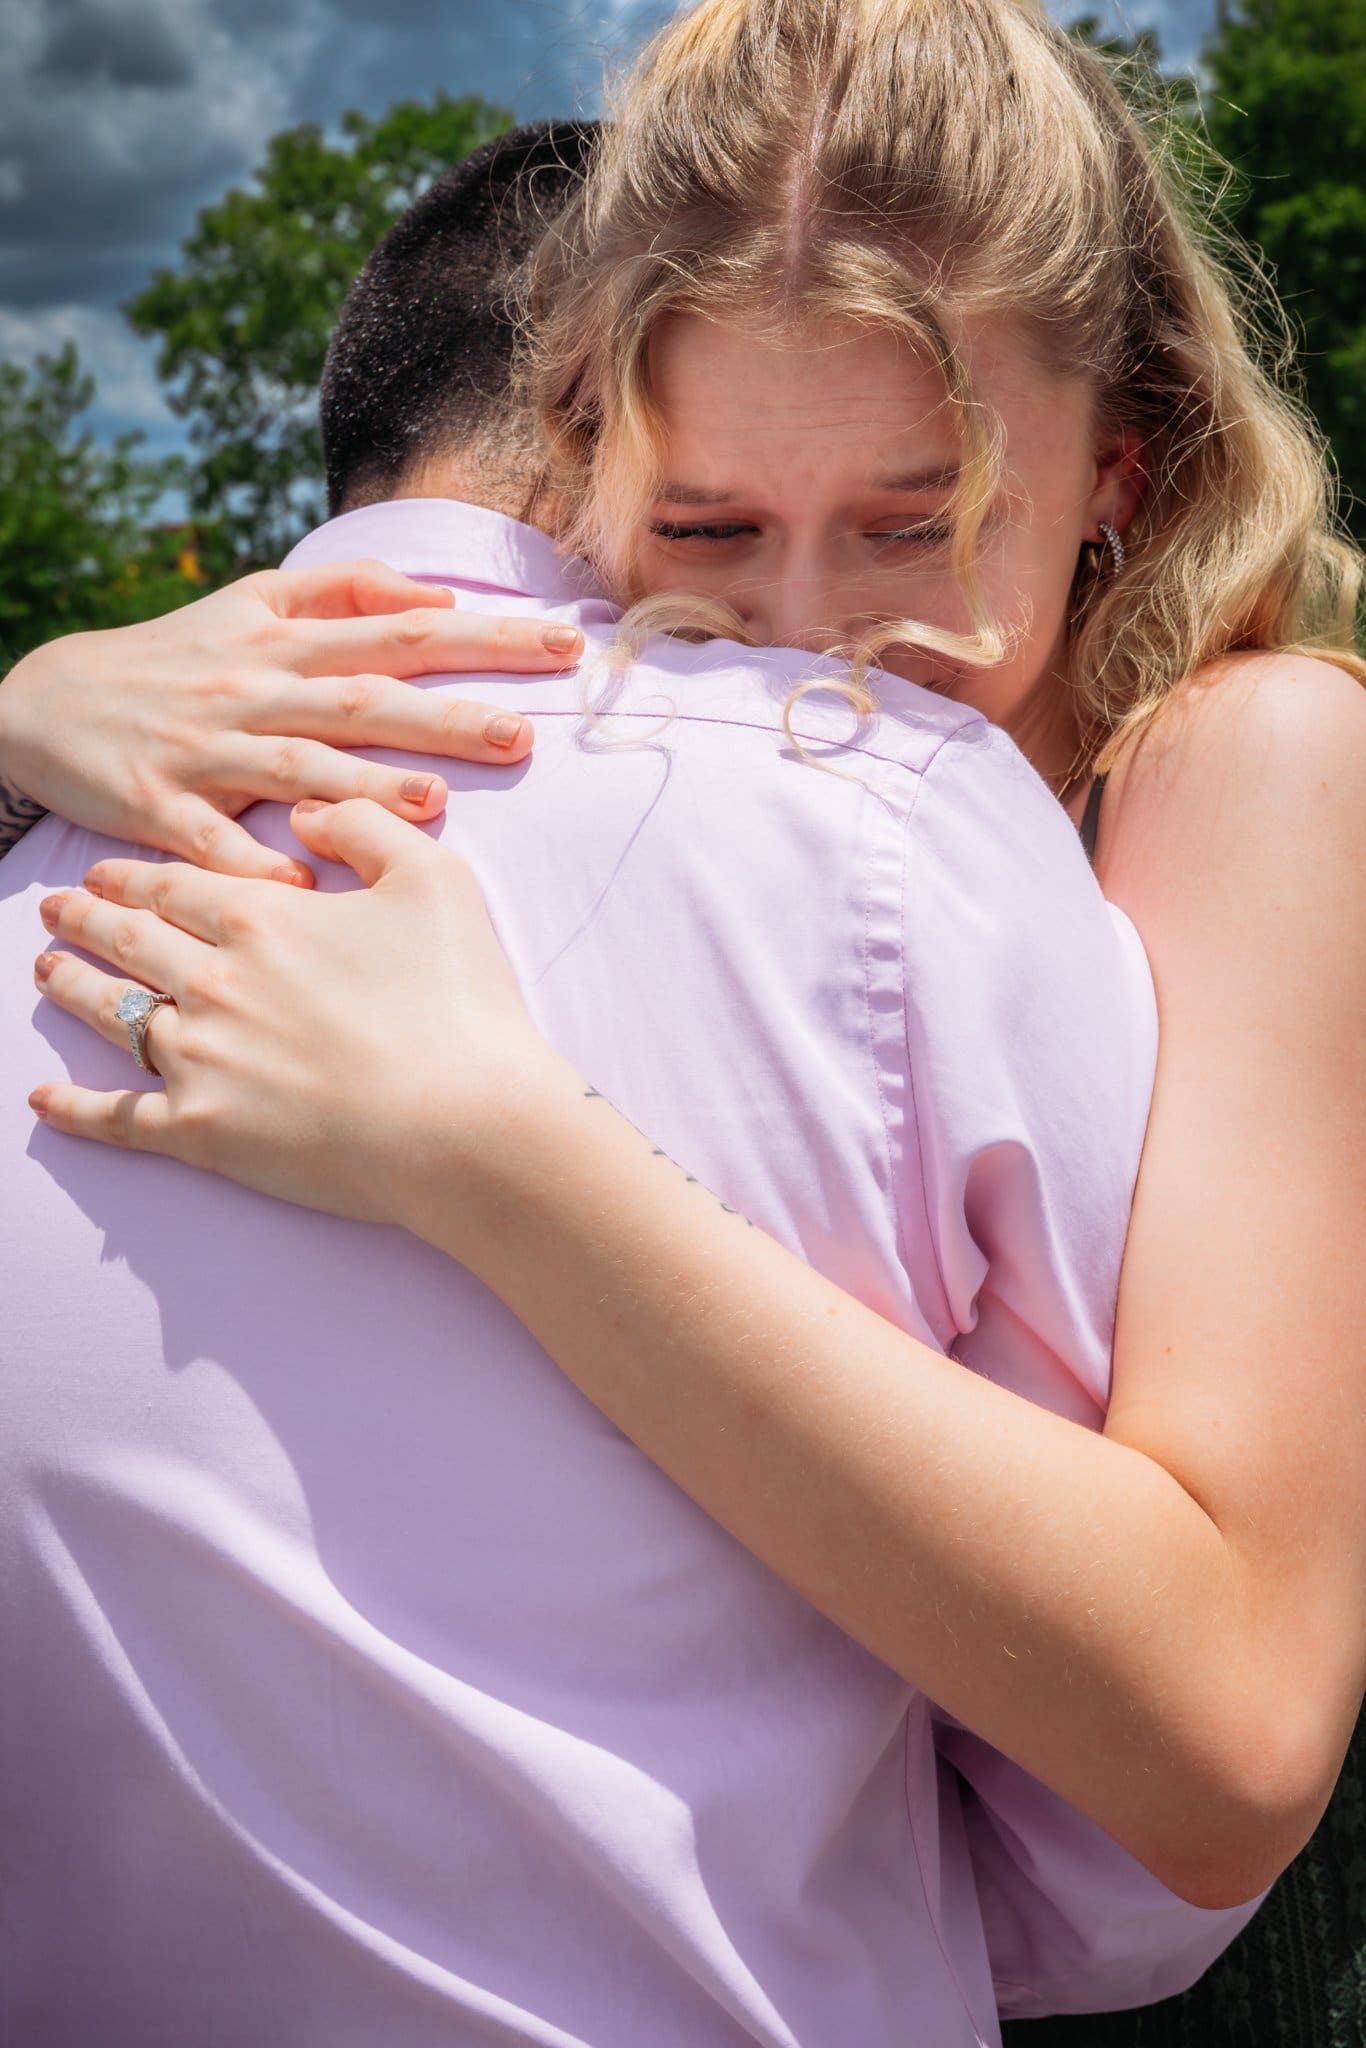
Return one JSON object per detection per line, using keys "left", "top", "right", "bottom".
{"left": 29, "top": 1081, "right": 175, "bottom": 1155}
{"left": 34, "top": 949, "right": 182, "bottom": 1068}
{"left": 289, "top": 607, "right": 585, "bottom": 681}
{"left": 222, "top": 733, "right": 457, "bottom": 818}
{"left": 255, "top": 675, "right": 534, "bottom": 766}
{"left": 81, "top": 860, "right": 247, "bottom": 944}
{"left": 39, "top": 888, "right": 205, "bottom": 989}
{"left": 252, "top": 559, "right": 458, "bottom": 623}
{"left": 160, "top": 796, "right": 317, "bottom": 886}
{"left": 289, "top": 797, "right": 438, "bottom": 888}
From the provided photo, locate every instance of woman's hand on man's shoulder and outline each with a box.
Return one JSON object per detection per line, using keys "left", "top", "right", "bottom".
{"left": 0, "top": 560, "right": 585, "bottom": 877}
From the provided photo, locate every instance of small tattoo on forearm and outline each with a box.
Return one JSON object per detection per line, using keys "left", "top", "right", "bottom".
{"left": 584, "top": 1087, "right": 754, "bottom": 1224}
{"left": 0, "top": 774, "right": 47, "bottom": 857}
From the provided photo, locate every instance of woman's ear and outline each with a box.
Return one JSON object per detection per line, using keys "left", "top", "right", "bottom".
{"left": 1087, "top": 429, "right": 1147, "bottom": 540}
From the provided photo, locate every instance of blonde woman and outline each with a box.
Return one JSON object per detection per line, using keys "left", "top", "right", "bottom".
{"left": 15, "top": 0, "right": 1366, "bottom": 2032}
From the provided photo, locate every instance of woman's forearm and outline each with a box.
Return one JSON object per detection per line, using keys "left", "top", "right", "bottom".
{"left": 411, "top": 1063, "right": 1287, "bottom": 1909}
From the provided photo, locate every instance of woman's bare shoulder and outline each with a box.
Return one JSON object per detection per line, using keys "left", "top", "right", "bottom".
{"left": 1098, "top": 650, "right": 1364, "bottom": 906}
{"left": 1123, "top": 648, "right": 1362, "bottom": 764}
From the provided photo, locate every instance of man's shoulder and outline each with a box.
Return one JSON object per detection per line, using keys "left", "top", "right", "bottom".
{"left": 284, "top": 501, "right": 604, "bottom": 611}
{"left": 910, "top": 714, "right": 1099, "bottom": 872}
{"left": 902, "top": 718, "right": 1156, "bottom": 1098}
{"left": 586, "top": 635, "right": 991, "bottom": 777}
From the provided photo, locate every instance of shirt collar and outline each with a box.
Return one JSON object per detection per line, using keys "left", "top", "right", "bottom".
{"left": 283, "top": 497, "right": 605, "bottom": 606}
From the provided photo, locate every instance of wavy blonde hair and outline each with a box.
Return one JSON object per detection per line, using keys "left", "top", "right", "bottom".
{"left": 522, "top": 0, "right": 1363, "bottom": 767}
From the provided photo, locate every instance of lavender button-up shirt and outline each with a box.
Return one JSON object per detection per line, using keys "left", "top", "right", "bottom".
{"left": 0, "top": 500, "right": 1257, "bottom": 2044}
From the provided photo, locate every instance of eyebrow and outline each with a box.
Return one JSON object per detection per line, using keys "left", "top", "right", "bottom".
{"left": 875, "top": 464, "right": 962, "bottom": 493}
{"left": 652, "top": 465, "right": 962, "bottom": 508}
{"left": 653, "top": 482, "right": 743, "bottom": 507}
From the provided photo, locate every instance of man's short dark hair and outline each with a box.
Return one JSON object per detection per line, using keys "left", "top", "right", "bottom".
{"left": 320, "top": 120, "right": 598, "bottom": 516}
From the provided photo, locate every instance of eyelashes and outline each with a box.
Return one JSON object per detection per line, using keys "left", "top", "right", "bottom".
{"left": 648, "top": 522, "right": 757, "bottom": 542}
{"left": 870, "top": 522, "right": 955, "bottom": 548}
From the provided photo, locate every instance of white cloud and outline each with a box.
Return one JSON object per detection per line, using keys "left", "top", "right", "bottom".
{"left": 0, "top": 303, "right": 171, "bottom": 428}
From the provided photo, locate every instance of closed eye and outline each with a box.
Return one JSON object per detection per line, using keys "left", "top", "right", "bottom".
{"left": 648, "top": 522, "right": 759, "bottom": 543}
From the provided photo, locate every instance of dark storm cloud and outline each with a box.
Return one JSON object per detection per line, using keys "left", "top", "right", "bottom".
{"left": 0, "top": 1, "right": 297, "bottom": 288}
{"left": 0, "top": 0, "right": 672, "bottom": 312}
{"left": 38, "top": 0, "right": 196, "bottom": 88}
{"left": 0, "top": 244, "right": 170, "bottom": 314}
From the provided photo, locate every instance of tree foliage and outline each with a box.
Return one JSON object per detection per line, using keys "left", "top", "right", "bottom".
{"left": 126, "top": 94, "right": 512, "bottom": 569}
{"left": 1200, "top": 0, "right": 1366, "bottom": 534}
{"left": 0, "top": 347, "right": 203, "bottom": 665}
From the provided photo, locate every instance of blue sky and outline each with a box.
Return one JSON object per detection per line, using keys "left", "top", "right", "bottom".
{"left": 0, "top": 0, "right": 1214, "bottom": 458}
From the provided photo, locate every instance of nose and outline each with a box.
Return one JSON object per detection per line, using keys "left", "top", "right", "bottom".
{"left": 734, "top": 556, "right": 852, "bottom": 657}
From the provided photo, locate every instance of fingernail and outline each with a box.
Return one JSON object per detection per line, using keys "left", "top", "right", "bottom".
{"left": 401, "top": 774, "right": 434, "bottom": 805}
{"left": 271, "top": 862, "right": 314, "bottom": 887}
{"left": 293, "top": 799, "right": 327, "bottom": 817}
{"left": 39, "top": 893, "right": 66, "bottom": 932}
{"left": 34, "top": 951, "right": 57, "bottom": 984}
{"left": 29, "top": 1088, "right": 50, "bottom": 1119}
{"left": 485, "top": 715, "right": 524, "bottom": 749}
{"left": 84, "top": 872, "right": 104, "bottom": 898}
{"left": 542, "top": 625, "right": 582, "bottom": 657}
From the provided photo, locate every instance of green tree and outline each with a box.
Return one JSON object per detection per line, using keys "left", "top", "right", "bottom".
{"left": 127, "top": 94, "right": 512, "bottom": 569}
{"left": 1200, "top": 0, "right": 1366, "bottom": 534}
{"left": 0, "top": 346, "right": 204, "bottom": 665}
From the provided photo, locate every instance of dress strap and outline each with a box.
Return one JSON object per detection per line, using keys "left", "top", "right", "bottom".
{"left": 1078, "top": 772, "right": 1108, "bottom": 868}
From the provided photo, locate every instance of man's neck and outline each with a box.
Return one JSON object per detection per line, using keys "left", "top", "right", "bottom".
{"left": 384, "top": 456, "right": 556, "bottom": 537}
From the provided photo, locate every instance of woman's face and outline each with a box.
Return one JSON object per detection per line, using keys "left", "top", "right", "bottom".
{"left": 636, "top": 312, "right": 1138, "bottom": 779}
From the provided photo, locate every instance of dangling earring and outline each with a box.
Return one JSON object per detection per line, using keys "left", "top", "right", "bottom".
{"left": 1097, "top": 521, "right": 1126, "bottom": 580}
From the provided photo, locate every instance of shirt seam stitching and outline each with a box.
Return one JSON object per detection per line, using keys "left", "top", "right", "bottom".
{"left": 430, "top": 700, "right": 985, "bottom": 772}
{"left": 890, "top": 728, "right": 968, "bottom": 1346}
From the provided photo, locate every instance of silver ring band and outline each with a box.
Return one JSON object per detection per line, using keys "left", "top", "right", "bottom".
{"left": 114, "top": 987, "right": 177, "bottom": 1075}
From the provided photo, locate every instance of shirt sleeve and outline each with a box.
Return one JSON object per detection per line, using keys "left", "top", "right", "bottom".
{"left": 902, "top": 726, "right": 1260, "bottom": 2011}
{"left": 937, "top": 1710, "right": 1266, "bottom": 2017}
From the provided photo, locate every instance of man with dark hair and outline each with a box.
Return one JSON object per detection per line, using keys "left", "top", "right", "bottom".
{"left": 0, "top": 124, "right": 1257, "bottom": 2042}
{"left": 320, "top": 121, "right": 597, "bottom": 520}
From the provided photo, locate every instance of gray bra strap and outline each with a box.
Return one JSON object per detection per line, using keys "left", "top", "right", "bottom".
{"left": 1079, "top": 772, "right": 1108, "bottom": 868}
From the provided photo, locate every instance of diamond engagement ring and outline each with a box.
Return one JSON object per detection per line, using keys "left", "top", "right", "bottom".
{"left": 115, "top": 987, "right": 177, "bottom": 1076}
